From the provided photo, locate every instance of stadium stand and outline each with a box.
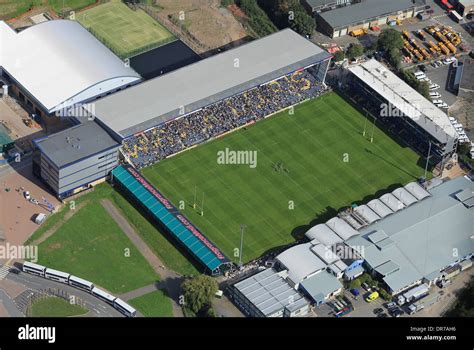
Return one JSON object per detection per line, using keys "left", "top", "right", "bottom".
{"left": 122, "top": 69, "right": 327, "bottom": 168}
{"left": 111, "top": 164, "right": 231, "bottom": 275}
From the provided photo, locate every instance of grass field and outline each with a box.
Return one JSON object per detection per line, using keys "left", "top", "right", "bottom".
{"left": 142, "top": 92, "right": 427, "bottom": 264}
{"left": 31, "top": 297, "right": 88, "bottom": 317}
{"left": 76, "top": 0, "right": 175, "bottom": 58}
{"left": 0, "top": 0, "right": 96, "bottom": 20}
{"left": 128, "top": 290, "right": 173, "bottom": 317}
{"left": 28, "top": 184, "right": 198, "bottom": 277}
{"left": 35, "top": 201, "right": 159, "bottom": 294}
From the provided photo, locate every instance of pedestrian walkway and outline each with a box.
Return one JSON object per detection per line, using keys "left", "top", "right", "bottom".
{"left": 100, "top": 199, "right": 184, "bottom": 317}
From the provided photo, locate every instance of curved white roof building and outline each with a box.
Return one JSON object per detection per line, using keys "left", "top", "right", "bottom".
{"left": 326, "top": 217, "right": 359, "bottom": 241}
{"left": 404, "top": 182, "right": 431, "bottom": 201}
{"left": 392, "top": 187, "right": 418, "bottom": 207}
{"left": 305, "top": 224, "right": 343, "bottom": 246}
{"left": 353, "top": 204, "right": 380, "bottom": 224}
{"left": 0, "top": 20, "right": 141, "bottom": 113}
{"left": 367, "top": 199, "right": 393, "bottom": 218}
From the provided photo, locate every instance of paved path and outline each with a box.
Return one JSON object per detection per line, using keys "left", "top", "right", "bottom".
{"left": 100, "top": 199, "right": 184, "bottom": 317}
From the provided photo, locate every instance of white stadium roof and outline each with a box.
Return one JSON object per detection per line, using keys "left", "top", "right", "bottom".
{"left": 89, "top": 28, "right": 332, "bottom": 138}
{"left": 347, "top": 59, "right": 457, "bottom": 144}
{"left": 0, "top": 20, "right": 140, "bottom": 113}
{"left": 353, "top": 205, "right": 380, "bottom": 224}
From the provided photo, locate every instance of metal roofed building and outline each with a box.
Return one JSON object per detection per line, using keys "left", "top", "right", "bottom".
{"left": 276, "top": 242, "right": 327, "bottom": 287}
{"left": 316, "top": 0, "right": 426, "bottom": 38}
{"left": 326, "top": 217, "right": 359, "bottom": 240}
{"left": 305, "top": 224, "right": 344, "bottom": 246}
{"left": 300, "top": 270, "right": 343, "bottom": 305}
{"left": 33, "top": 121, "right": 120, "bottom": 199}
{"left": 367, "top": 199, "right": 393, "bottom": 218}
{"left": 347, "top": 59, "right": 458, "bottom": 164}
{"left": 0, "top": 20, "right": 141, "bottom": 119}
{"left": 229, "top": 268, "right": 310, "bottom": 317}
{"left": 88, "top": 28, "right": 332, "bottom": 139}
{"left": 346, "top": 176, "right": 474, "bottom": 295}
{"left": 302, "top": 0, "right": 352, "bottom": 14}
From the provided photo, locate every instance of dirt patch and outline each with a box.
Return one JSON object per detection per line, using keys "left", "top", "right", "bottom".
{"left": 228, "top": 4, "right": 247, "bottom": 20}
{"left": 43, "top": 242, "right": 62, "bottom": 253}
{"left": 147, "top": 0, "right": 248, "bottom": 53}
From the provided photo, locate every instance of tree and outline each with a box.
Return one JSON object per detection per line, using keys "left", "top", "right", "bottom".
{"left": 346, "top": 44, "right": 364, "bottom": 59}
{"left": 377, "top": 28, "right": 404, "bottom": 52}
{"left": 333, "top": 50, "right": 345, "bottom": 62}
{"left": 348, "top": 278, "right": 362, "bottom": 289}
{"left": 258, "top": 0, "right": 315, "bottom": 35}
{"left": 181, "top": 275, "right": 218, "bottom": 315}
{"left": 289, "top": 9, "right": 315, "bottom": 36}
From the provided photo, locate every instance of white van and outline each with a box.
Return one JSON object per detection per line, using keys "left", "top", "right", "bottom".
{"left": 413, "top": 71, "right": 425, "bottom": 77}
{"left": 432, "top": 99, "right": 442, "bottom": 104}
{"left": 429, "top": 92, "right": 441, "bottom": 98}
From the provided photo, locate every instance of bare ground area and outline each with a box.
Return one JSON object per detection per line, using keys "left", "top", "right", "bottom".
{"left": 152, "top": 0, "right": 248, "bottom": 53}
{"left": 414, "top": 268, "right": 474, "bottom": 317}
{"left": 0, "top": 165, "right": 60, "bottom": 250}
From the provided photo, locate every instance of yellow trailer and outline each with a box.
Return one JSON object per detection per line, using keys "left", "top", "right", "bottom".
{"left": 349, "top": 28, "right": 367, "bottom": 37}
{"left": 438, "top": 42, "right": 450, "bottom": 55}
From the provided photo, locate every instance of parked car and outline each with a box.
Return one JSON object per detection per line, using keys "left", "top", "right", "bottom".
{"left": 374, "top": 308, "right": 384, "bottom": 314}
{"left": 391, "top": 309, "right": 404, "bottom": 317}
{"left": 29, "top": 198, "right": 39, "bottom": 205}
{"left": 362, "top": 282, "right": 371, "bottom": 291}
{"left": 350, "top": 288, "right": 360, "bottom": 297}
{"left": 429, "top": 92, "right": 441, "bottom": 98}
{"left": 429, "top": 83, "right": 440, "bottom": 90}
{"left": 377, "top": 313, "right": 389, "bottom": 318}
{"left": 365, "top": 291, "right": 379, "bottom": 302}
{"left": 24, "top": 191, "right": 30, "bottom": 200}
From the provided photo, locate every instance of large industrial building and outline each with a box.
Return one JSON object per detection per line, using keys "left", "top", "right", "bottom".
{"left": 346, "top": 59, "right": 458, "bottom": 166}
{"left": 230, "top": 175, "right": 473, "bottom": 314}
{"left": 0, "top": 20, "right": 141, "bottom": 121}
{"left": 312, "top": 0, "right": 426, "bottom": 38}
{"left": 346, "top": 175, "right": 474, "bottom": 295}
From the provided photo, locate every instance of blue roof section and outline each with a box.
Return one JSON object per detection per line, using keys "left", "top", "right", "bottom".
{"left": 111, "top": 165, "right": 230, "bottom": 274}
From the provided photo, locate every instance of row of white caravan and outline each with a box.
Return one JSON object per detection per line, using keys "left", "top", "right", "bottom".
{"left": 22, "top": 261, "right": 136, "bottom": 317}
{"left": 449, "top": 117, "right": 471, "bottom": 145}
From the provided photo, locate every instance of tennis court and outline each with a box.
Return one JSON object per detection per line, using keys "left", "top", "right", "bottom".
{"left": 76, "top": 0, "right": 175, "bottom": 59}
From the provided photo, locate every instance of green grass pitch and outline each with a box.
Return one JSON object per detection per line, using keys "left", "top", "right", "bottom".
{"left": 76, "top": 0, "right": 175, "bottom": 58}
{"left": 35, "top": 201, "right": 159, "bottom": 294}
{"left": 142, "top": 92, "right": 427, "bottom": 264}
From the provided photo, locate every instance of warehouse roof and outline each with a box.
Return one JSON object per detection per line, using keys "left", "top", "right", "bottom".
{"left": 351, "top": 176, "right": 474, "bottom": 293}
{"left": 404, "top": 182, "right": 431, "bottom": 200}
{"left": 233, "top": 268, "right": 308, "bottom": 317}
{"left": 300, "top": 271, "right": 343, "bottom": 304}
{"left": 276, "top": 243, "right": 327, "bottom": 285}
{"left": 90, "top": 28, "right": 331, "bottom": 138}
{"left": 379, "top": 193, "right": 405, "bottom": 212}
{"left": 367, "top": 199, "right": 393, "bottom": 218}
{"left": 0, "top": 20, "right": 140, "bottom": 113}
{"left": 306, "top": 224, "right": 344, "bottom": 246}
{"left": 326, "top": 217, "right": 359, "bottom": 240}
{"left": 348, "top": 59, "right": 457, "bottom": 144}
{"left": 34, "top": 121, "right": 120, "bottom": 168}
{"left": 318, "top": 0, "right": 423, "bottom": 29}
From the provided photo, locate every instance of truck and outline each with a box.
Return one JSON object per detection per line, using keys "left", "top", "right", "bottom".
{"left": 417, "top": 30, "right": 427, "bottom": 40}
{"left": 349, "top": 28, "right": 367, "bottom": 37}
{"left": 408, "top": 293, "right": 441, "bottom": 315}
{"left": 397, "top": 284, "right": 429, "bottom": 306}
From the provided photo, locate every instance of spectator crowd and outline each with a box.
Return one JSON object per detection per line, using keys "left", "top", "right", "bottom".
{"left": 123, "top": 69, "right": 328, "bottom": 168}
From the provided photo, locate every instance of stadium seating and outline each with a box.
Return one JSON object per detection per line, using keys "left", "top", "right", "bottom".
{"left": 123, "top": 69, "right": 328, "bottom": 169}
